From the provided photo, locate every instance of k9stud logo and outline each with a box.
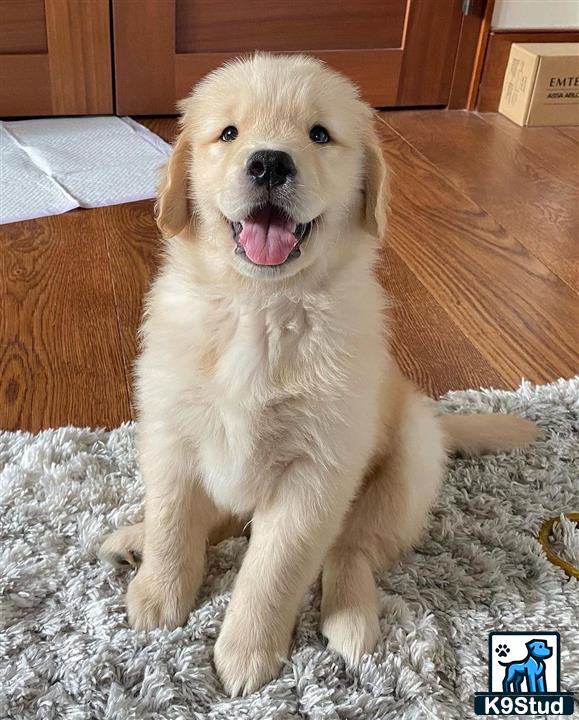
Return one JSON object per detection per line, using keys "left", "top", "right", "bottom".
{"left": 474, "top": 632, "right": 575, "bottom": 715}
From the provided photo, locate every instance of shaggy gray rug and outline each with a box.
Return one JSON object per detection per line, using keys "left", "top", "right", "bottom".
{"left": 1, "top": 379, "right": 578, "bottom": 720}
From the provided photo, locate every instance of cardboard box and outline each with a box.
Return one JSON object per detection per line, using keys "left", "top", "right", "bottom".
{"left": 499, "top": 43, "right": 579, "bottom": 126}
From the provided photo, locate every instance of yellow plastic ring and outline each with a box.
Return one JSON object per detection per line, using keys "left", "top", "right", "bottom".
{"left": 538, "top": 513, "right": 579, "bottom": 580}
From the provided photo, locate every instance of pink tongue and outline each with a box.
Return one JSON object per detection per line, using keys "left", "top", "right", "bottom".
{"left": 239, "top": 206, "right": 297, "bottom": 266}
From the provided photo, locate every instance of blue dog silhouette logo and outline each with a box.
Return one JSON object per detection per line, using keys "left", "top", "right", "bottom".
{"left": 474, "top": 631, "right": 574, "bottom": 715}
{"left": 499, "top": 639, "right": 552, "bottom": 694}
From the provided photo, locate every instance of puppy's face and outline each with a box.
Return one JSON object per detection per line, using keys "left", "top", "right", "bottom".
{"left": 157, "top": 55, "right": 387, "bottom": 281}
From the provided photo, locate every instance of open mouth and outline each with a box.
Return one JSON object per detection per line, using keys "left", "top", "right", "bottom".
{"left": 230, "top": 203, "right": 314, "bottom": 267}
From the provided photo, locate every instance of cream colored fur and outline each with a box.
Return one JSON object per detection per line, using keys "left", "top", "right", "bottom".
{"left": 100, "top": 54, "right": 539, "bottom": 696}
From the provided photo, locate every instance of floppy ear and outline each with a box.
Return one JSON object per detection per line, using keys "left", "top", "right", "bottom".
{"left": 362, "top": 123, "right": 389, "bottom": 238}
{"left": 155, "top": 130, "right": 195, "bottom": 238}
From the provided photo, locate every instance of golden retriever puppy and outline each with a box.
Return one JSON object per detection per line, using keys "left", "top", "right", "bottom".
{"left": 100, "top": 54, "right": 539, "bottom": 696}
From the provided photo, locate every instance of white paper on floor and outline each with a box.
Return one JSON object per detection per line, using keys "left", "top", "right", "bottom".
{"left": 0, "top": 116, "right": 171, "bottom": 224}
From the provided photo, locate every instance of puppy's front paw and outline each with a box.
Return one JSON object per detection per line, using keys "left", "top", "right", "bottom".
{"left": 126, "top": 568, "right": 193, "bottom": 631}
{"left": 321, "top": 604, "right": 380, "bottom": 665}
{"left": 214, "top": 620, "right": 285, "bottom": 696}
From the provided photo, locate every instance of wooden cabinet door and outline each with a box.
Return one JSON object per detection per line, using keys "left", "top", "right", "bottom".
{"left": 0, "top": 0, "right": 112, "bottom": 116}
{"left": 113, "top": 0, "right": 464, "bottom": 114}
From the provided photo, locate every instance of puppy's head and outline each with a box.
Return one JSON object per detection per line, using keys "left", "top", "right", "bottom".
{"left": 157, "top": 54, "right": 387, "bottom": 280}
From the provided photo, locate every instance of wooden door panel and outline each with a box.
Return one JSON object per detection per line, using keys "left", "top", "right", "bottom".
{"left": 174, "top": 49, "right": 403, "bottom": 108}
{"left": 114, "top": 0, "right": 464, "bottom": 114}
{"left": 0, "top": 55, "right": 52, "bottom": 117}
{"left": 0, "top": 0, "right": 48, "bottom": 54}
{"left": 175, "top": 1, "right": 406, "bottom": 53}
{"left": 397, "top": 0, "right": 464, "bottom": 105}
{"left": 113, "top": 0, "right": 177, "bottom": 115}
{"left": 0, "top": 0, "right": 113, "bottom": 116}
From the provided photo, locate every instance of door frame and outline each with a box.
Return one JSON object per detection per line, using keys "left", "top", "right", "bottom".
{"left": 448, "top": 0, "right": 496, "bottom": 109}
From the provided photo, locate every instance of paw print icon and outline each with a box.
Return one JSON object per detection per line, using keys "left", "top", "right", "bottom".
{"left": 495, "top": 644, "right": 510, "bottom": 658}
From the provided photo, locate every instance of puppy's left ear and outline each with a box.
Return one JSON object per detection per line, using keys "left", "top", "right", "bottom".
{"left": 155, "top": 130, "right": 195, "bottom": 238}
{"left": 362, "top": 121, "right": 389, "bottom": 238}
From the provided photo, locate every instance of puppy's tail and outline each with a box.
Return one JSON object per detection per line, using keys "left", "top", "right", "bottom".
{"left": 440, "top": 413, "right": 540, "bottom": 456}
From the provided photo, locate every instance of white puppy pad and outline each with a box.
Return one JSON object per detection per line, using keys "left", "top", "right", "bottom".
{"left": 1, "top": 117, "right": 170, "bottom": 224}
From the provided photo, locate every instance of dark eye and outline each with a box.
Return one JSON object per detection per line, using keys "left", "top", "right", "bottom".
{"left": 309, "top": 125, "right": 330, "bottom": 144}
{"left": 220, "top": 126, "right": 238, "bottom": 142}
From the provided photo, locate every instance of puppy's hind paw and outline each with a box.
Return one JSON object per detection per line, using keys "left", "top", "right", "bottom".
{"left": 99, "top": 523, "right": 144, "bottom": 568}
{"left": 321, "top": 604, "right": 381, "bottom": 665}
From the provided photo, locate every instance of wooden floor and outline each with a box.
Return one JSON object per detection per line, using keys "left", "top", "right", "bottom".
{"left": 1, "top": 111, "right": 578, "bottom": 432}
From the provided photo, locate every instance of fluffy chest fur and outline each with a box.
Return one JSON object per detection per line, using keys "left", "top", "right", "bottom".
{"left": 137, "top": 256, "right": 386, "bottom": 514}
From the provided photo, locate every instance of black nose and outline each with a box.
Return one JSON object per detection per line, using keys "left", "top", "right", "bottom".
{"left": 246, "top": 150, "right": 296, "bottom": 187}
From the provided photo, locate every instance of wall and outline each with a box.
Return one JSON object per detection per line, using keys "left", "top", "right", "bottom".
{"left": 492, "top": 0, "right": 579, "bottom": 29}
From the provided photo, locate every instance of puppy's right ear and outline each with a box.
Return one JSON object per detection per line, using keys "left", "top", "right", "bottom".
{"left": 155, "top": 131, "right": 195, "bottom": 238}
